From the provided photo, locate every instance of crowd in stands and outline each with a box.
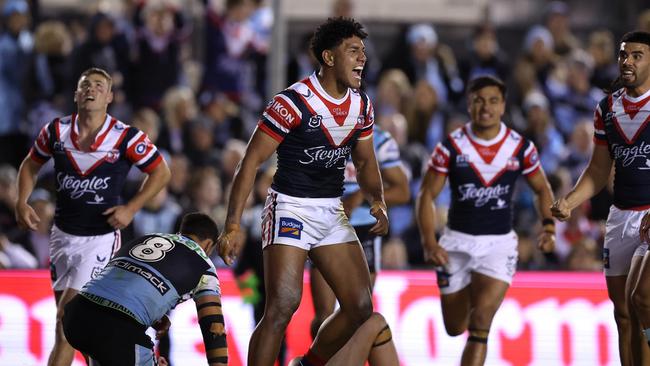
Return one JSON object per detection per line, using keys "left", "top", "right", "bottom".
{"left": 1, "top": 0, "right": 646, "bottom": 274}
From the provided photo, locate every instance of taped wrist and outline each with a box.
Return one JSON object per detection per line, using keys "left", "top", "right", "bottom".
{"left": 372, "top": 325, "right": 393, "bottom": 348}
{"left": 468, "top": 328, "right": 489, "bottom": 344}
{"left": 197, "top": 302, "right": 228, "bottom": 364}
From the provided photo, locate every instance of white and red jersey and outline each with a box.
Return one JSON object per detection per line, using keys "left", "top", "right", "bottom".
{"left": 429, "top": 122, "right": 540, "bottom": 235}
{"left": 29, "top": 114, "right": 163, "bottom": 236}
{"left": 593, "top": 88, "right": 650, "bottom": 210}
{"left": 258, "top": 72, "right": 374, "bottom": 198}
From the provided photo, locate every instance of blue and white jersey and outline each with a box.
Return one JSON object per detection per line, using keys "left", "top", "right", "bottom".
{"left": 29, "top": 114, "right": 163, "bottom": 236}
{"left": 257, "top": 72, "right": 374, "bottom": 198}
{"left": 429, "top": 122, "right": 540, "bottom": 235}
{"left": 594, "top": 88, "right": 650, "bottom": 210}
{"left": 343, "top": 128, "right": 402, "bottom": 226}
{"left": 80, "top": 233, "right": 220, "bottom": 327}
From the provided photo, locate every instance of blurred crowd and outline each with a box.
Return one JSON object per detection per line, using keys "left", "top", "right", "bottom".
{"left": 1, "top": 0, "right": 647, "bottom": 274}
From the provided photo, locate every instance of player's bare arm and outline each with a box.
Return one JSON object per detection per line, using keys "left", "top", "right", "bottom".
{"left": 551, "top": 143, "right": 612, "bottom": 221}
{"left": 525, "top": 168, "right": 556, "bottom": 253}
{"left": 218, "top": 128, "right": 279, "bottom": 265}
{"left": 15, "top": 156, "right": 44, "bottom": 231}
{"left": 415, "top": 169, "right": 448, "bottom": 266}
{"left": 152, "top": 314, "right": 171, "bottom": 340}
{"left": 342, "top": 190, "right": 365, "bottom": 217}
{"left": 351, "top": 136, "right": 388, "bottom": 236}
{"left": 103, "top": 160, "right": 171, "bottom": 229}
{"left": 195, "top": 294, "right": 228, "bottom": 366}
{"left": 381, "top": 165, "right": 410, "bottom": 206}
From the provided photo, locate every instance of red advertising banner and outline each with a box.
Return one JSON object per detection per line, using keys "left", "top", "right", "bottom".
{"left": 0, "top": 270, "right": 617, "bottom": 366}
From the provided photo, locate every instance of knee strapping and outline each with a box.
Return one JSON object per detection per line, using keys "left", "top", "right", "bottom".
{"left": 372, "top": 325, "right": 393, "bottom": 348}
{"left": 467, "top": 328, "right": 489, "bottom": 344}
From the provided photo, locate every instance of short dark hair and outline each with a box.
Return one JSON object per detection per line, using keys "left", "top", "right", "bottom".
{"left": 78, "top": 67, "right": 112, "bottom": 87}
{"left": 467, "top": 75, "right": 507, "bottom": 99}
{"left": 179, "top": 212, "right": 220, "bottom": 242}
{"left": 604, "top": 31, "right": 650, "bottom": 94}
{"left": 620, "top": 31, "right": 650, "bottom": 48}
{"left": 310, "top": 17, "right": 367, "bottom": 65}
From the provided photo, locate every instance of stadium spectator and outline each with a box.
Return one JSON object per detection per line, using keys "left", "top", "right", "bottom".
{"left": 0, "top": 0, "right": 33, "bottom": 168}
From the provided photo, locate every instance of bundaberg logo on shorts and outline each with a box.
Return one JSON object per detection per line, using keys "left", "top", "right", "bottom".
{"left": 278, "top": 217, "right": 303, "bottom": 239}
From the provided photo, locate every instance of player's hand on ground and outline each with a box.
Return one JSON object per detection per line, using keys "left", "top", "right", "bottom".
{"left": 640, "top": 211, "right": 650, "bottom": 243}
{"left": 550, "top": 198, "right": 571, "bottom": 222}
{"left": 423, "top": 239, "right": 448, "bottom": 266}
{"left": 369, "top": 201, "right": 389, "bottom": 236}
{"left": 15, "top": 202, "right": 40, "bottom": 231}
{"left": 217, "top": 224, "right": 245, "bottom": 266}
{"left": 152, "top": 314, "right": 171, "bottom": 340}
{"left": 157, "top": 356, "right": 169, "bottom": 366}
{"left": 537, "top": 231, "right": 555, "bottom": 253}
{"left": 103, "top": 205, "right": 136, "bottom": 229}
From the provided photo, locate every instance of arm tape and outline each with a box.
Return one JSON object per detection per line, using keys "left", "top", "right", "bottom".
{"left": 197, "top": 301, "right": 221, "bottom": 311}
{"left": 198, "top": 314, "right": 227, "bottom": 364}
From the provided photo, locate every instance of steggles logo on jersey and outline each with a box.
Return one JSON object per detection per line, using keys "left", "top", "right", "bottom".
{"left": 611, "top": 142, "right": 650, "bottom": 167}
{"left": 458, "top": 183, "right": 510, "bottom": 207}
{"left": 87, "top": 194, "right": 105, "bottom": 205}
{"left": 299, "top": 145, "right": 352, "bottom": 168}
{"left": 57, "top": 172, "right": 110, "bottom": 199}
{"left": 491, "top": 198, "right": 508, "bottom": 210}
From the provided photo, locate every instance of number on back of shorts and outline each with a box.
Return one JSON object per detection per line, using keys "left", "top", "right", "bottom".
{"left": 129, "top": 236, "right": 175, "bottom": 262}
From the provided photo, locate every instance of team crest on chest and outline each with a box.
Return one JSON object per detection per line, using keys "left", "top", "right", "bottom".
{"left": 506, "top": 157, "right": 520, "bottom": 171}
{"left": 456, "top": 154, "right": 469, "bottom": 167}
{"left": 53, "top": 141, "right": 65, "bottom": 153}
{"left": 106, "top": 149, "right": 120, "bottom": 163}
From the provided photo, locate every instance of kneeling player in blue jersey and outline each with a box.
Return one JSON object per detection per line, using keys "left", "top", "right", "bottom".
{"left": 416, "top": 76, "right": 555, "bottom": 366}
{"left": 62, "top": 213, "right": 227, "bottom": 366}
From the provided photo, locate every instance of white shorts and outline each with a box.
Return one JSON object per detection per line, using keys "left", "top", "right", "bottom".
{"left": 261, "top": 189, "right": 358, "bottom": 251}
{"left": 49, "top": 225, "right": 121, "bottom": 291}
{"left": 604, "top": 206, "right": 649, "bottom": 276}
{"left": 436, "top": 228, "right": 518, "bottom": 295}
